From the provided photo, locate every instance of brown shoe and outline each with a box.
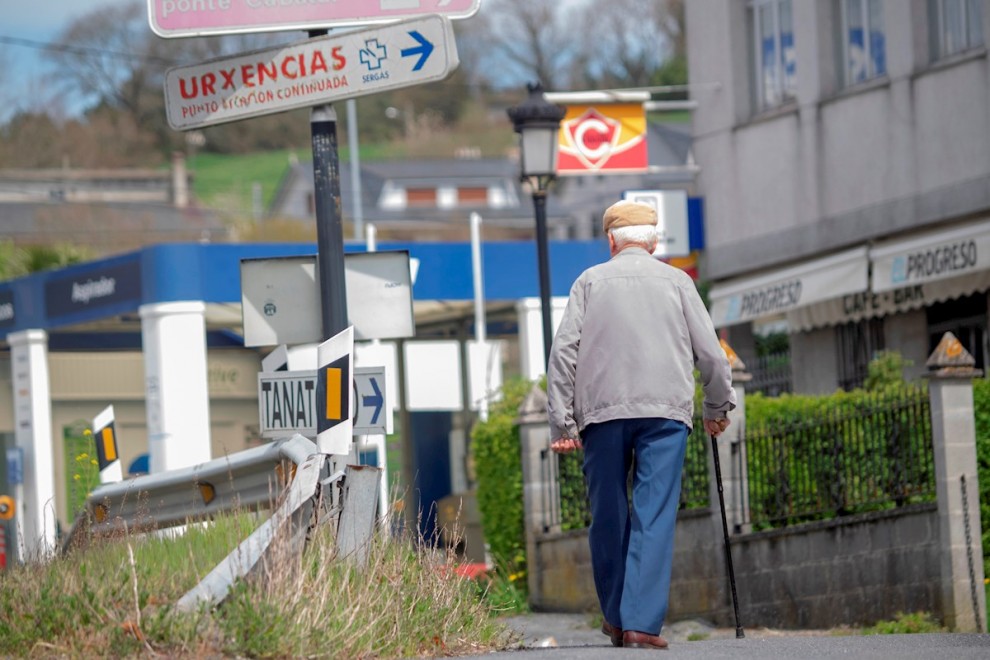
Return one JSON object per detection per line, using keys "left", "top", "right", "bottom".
{"left": 622, "top": 630, "right": 669, "bottom": 650}
{"left": 601, "top": 621, "right": 623, "bottom": 647}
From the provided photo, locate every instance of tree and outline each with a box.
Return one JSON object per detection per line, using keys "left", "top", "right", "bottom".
{"left": 574, "top": 0, "right": 685, "bottom": 89}
{"left": 0, "top": 241, "right": 90, "bottom": 282}
{"left": 0, "top": 112, "right": 63, "bottom": 167}
{"left": 464, "top": 0, "right": 584, "bottom": 91}
{"left": 47, "top": 3, "right": 168, "bottom": 125}
{"left": 43, "top": 1, "right": 296, "bottom": 161}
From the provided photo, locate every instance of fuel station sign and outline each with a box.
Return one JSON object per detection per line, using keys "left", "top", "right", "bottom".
{"left": 557, "top": 103, "right": 649, "bottom": 174}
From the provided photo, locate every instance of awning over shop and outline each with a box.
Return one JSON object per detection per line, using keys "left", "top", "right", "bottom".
{"left": 788, "top": 268, "right": 990, "bottom": 332}
{"left": 709, "top": 247, "right": 869, "bottom": 328}
{"left": 788, "top": 217, "right": 990, "bottom": 332}
{"left": 871, "top": 217, "right": 990, "bottom": 292}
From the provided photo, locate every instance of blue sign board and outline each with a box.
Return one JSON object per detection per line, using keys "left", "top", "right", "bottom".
{"left": 6, "top": 448, "right": 23, "bottom": 486}
{"left": 44, "top": 259, "right": 142, "bottom": 320}
{"left": 0, "top": 288, "right": 13, "bottom": 330}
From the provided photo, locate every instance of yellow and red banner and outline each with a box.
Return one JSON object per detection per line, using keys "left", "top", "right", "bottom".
{"left": 557, "top": 103, "right": 648, "bottom": 174}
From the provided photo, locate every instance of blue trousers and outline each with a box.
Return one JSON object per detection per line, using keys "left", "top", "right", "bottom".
{"left": 582, "top": 417, "right": 688, "bottom": 635}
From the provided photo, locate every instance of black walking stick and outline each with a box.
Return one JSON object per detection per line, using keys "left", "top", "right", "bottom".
{"left": 710, "top": 433, "right": 745, "bottom": 639}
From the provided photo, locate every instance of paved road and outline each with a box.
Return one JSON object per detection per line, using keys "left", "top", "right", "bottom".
{"left": 473, "top": 613, "right": 990, "bottom": 659}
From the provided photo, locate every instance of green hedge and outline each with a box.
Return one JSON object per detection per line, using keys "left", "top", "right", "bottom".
{"left": 470, "top": 378, "right": 533, "bottom": 595}
{"left": 974, "top": 379, "right": 990, "bottom": 577}
{"left": 744, "top": 385, "right": 934, "bottom": 528}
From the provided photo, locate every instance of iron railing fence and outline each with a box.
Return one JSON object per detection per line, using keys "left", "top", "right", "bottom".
{"left": 749, "top": 351, "right": 793, "bottom": 397}
{"left": 543, "top": 417, "right": 710, "bottom": 533}
{"left": 744, "top": 385, "right": 934, "bottom": 530}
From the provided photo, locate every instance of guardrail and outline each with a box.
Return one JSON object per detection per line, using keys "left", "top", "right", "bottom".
{"left": 61, "top": 434, "right": 319, "bottom": 552}
{"left": 176, "top": 450, "right": 329, "bottom": 611}
{"left": 62, "top": 433, "right": 383, "bottom": 612}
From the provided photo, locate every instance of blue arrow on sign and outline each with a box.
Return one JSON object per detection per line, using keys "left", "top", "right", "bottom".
{"left": 401, "top": 30, "right": 434, "bottom": 71}
{"left": 362, "top": 377, "right": 384, "bottom": 425}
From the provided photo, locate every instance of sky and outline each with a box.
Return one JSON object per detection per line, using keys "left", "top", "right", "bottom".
{"left": 1, "top": 0, "right": 131, "bottom": 117}
{"left": 0, "top": 0, "right": 591, "bottom": 121}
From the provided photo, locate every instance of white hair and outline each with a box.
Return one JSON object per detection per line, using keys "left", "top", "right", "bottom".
{"left": 610, "top": 224, "right": 658, "bottom": 250}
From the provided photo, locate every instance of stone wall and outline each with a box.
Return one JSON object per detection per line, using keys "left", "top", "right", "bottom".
{"left": 531, "top": 504, "right": 942, "bottom": 630}
{"left": 731, "top": 504, "right": 940, "bottom": 629}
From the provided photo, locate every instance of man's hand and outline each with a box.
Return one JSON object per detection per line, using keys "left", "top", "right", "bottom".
{"left": 551, "top": 437, "right": 583, "bottom": 454}
{"left": 704, "top": 417, "right": 730, "bottom": 437}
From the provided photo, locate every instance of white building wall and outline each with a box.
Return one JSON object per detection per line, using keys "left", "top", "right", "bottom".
{"left": 689, "top": 0, "right": 990, "bottom": 281}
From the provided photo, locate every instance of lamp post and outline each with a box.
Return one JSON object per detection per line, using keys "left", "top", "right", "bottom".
{"left": 507, "top": 82, "right": 566, "bottom": 369}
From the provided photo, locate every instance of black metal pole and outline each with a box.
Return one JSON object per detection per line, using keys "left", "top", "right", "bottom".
{"left": 532, "top": 189, "right": 554, "bottom": 368}
{"left": 711, "top": 433, "right": 745, "bottom": 638}
{"left": 311, "top": 104, "right": 348, "bottom": 341}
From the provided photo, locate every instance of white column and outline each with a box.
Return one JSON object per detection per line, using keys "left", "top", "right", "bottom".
{"left": 515, "top": 297, "right": 568, "bottom": 381}
{"left": 7, "top": 329, "right": 57, "bottom": 560}
{"left": 140, "top": 302, "right": 212, "bottom": 473}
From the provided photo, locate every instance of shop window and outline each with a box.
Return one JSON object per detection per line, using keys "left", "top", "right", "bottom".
{"left": 929, "top": 0, "right": 984, "bottom": 60}
{"left": 836, "top": 317, "right": 885, "bottom": 390}
{"left": 750, "top": 0, "right": 798, "bottom": 110}
{"left": 926, "top": 293, "right": 988, "bottom": 372}
{"left": 840, "top": 0, "right": 887, "bottom": 86}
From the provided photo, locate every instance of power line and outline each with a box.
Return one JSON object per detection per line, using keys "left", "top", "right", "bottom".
{"left": 0, "top": 35, "right": 177, "bottom": 65}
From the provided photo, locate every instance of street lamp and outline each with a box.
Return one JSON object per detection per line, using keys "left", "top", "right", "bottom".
{"left": 507, "top": 82, "right": 566, "bottom": 369}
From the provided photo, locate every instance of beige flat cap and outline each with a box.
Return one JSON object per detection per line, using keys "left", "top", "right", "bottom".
{"left": 602, "top": 200, "right": 658, "bottom": 233}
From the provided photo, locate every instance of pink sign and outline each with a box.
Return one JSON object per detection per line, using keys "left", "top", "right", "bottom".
{"left": 148, "top": 0, "right": 481, "bottom": 38}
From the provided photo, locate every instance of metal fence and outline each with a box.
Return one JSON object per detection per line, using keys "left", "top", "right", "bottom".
{"left": 744, "top": 385, "right": 934, "bottom": 529}
{"left": 749, "top": 351, "right": 793, "bottom": 396}
{"left": 543, "top": 418, "right": 710, "bottom": 533}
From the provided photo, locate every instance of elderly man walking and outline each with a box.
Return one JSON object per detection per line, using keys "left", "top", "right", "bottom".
{"left": 547, "top": 199, "right": 736, "bottom": 650}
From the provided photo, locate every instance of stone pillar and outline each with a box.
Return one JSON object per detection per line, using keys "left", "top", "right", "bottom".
{"left": 925, "top": 332, "right": 986, "bottom": 632}
{"left": 139, "top": 301, "right": 212, "bottom": 473}
{"left": 718, "top": 340, "right": 751, "bottom": 534}
{"left": 516, "top": 384, "right": 558, "bottom": 606}
{"left": 7, "top": 329, "right": 57, "bottom": 560}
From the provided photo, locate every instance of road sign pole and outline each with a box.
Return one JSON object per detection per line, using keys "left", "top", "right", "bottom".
{"left": 311, "top": 104, "right": 349, "bottom": 341}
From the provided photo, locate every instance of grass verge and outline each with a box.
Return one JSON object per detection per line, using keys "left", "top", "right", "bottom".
{"left": 859, "top": 611, "right": 946, "bottom": 635}
{"left": 0, "top": 512, "right": 514, "bottom": 657}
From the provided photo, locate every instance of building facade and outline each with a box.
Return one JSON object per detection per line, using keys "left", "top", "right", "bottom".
{"left": 687, "top": 0, "right": 990, "bottom": 392}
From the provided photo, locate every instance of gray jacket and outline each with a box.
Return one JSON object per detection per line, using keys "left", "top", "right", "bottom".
{"left": 547, "top": 247, "right": 736, "bottom": 441}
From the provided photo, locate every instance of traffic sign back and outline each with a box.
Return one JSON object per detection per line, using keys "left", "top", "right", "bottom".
{"left": 164, "top": 15, "right": 459, "bottom": 130}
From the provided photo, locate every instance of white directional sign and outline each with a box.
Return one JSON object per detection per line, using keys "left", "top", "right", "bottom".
{"left": 258, "top": 369, "right": 318, "bottom": 438}
{"left": 258, "top": 365, "right": 391, "bottom": 438}
{"left": 148, "top": 0, "right": 481, "bottom": 39}
{"left": 164, "top": 15, "right": 459, "bottom": 130}
{"left": 353, "top": 366, "right": 388, "bottom": 435}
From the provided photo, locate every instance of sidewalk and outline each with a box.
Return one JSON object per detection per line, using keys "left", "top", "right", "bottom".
{"left": 488, "top": 612, "right": 990, "bottom": 658}
{"left": 498, "top": 612, "right": 802, "bottom": 648}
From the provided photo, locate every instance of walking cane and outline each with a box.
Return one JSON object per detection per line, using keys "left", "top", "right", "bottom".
{"left": 710, "top": 433, "right": 745, "bottom": 639}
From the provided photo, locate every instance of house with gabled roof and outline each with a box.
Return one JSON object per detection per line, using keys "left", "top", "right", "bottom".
{"left": 266, "top": 121, "right": 698, "bottom": 242}
{"left": 0, "top": 154, "right": 227, "bottom": 254}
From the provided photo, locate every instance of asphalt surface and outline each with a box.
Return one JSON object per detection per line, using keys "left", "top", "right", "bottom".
{"left": 476, "top": 612, "right": 990, "bottom": 659}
